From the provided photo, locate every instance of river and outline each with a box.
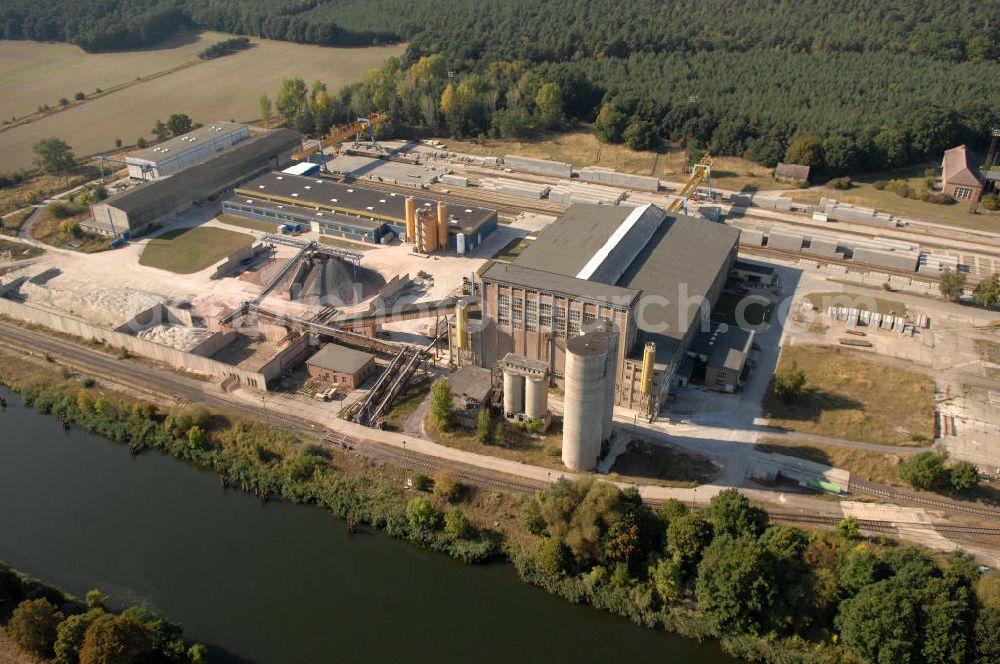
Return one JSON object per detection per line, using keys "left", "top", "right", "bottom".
{"left": 0, "top": 386, "right": 733, "bottom": 663}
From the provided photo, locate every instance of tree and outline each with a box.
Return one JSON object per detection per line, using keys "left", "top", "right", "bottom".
{"left": 837, "top": 548, "right": 887, "bottom": 596}
{"left": 623, "top": 120, "right": 656, "bottom": 151}
{"left": 899, "top": 452, "right": 949, "bottom": 491}
{"left": 54, "top": 609, "right": 104, "bottom": 664}
{"left": 276, "top": 78, "right": 307, "bottom": 122}
{"left": 835, "top": 580, "right": 919, "bottom": 663}
{"left": 444, "top": 507, "right": 471, "bottom": 539}
{"left": 602, "top": 511, "right": 641, "bottom": 568}
{"left": 409, "top": 472, "right": 431, "bottom": 491}
{"left": 666, "top": 512, "right": 713, "bottom": 572}
{"left": 33, "top": 137, "right": 76, "bottom": 174}
{"left": 476, "top": 407, "right": 494, "bottom": 444}
{"left": 703, "top": 488, "right": 768, "bottom": 538}
{"left": 973, "top": 274, "right": 1000, "bottom": 308}
{"left": 534, "top": 82, "right": 564, "bottom": 129}
{"left": 7, "top": 598, "right": 63, "bottom": 657}
{"left": 835, "top": 516, "right": 860, "bottom": 539}
{"left": 74, "top": 91, "right": 85, "bottom": 101}
{"left": 874, "top": 127, "right": 909, "bottom": 168}
{"left": 773, "top": 361, "right": 806, "bottom": 403}
{"left": 784, "top": 134, "right": 824, "bottom": 171}
{"left": 85, "top": 590, "right": 107, "bottom": 610}
{"left": 433, "top": 470, "right": 462, "bottom": 502}
{"left": 939, "top": 267, "right": 967, "bottom": 301}
{"left": 187, "top": 425, "right": 207, "bottom": 450}
{"left": 259, "top": 95, "right": 272, "bottom": 128}
{"left": 166, "top": 113, "right": 192, "bottom": 136}
{"left": 594, "top": 103, "right": 628, "bottom": 144}
{"left": 537, "top": 537, "right": 571, "bottom": 577}
{"left": 151, "top": 120, "right": 168, "bottom": 141}
{"left": 949, "top": 460, "right": 980, "bottom": 494}
{"left": 520, "top": 497, "right": 546, "bottom": 535}
{"left": 650, "top": 556, "right": 683, "bottom": 603}
{"left": 406, "top": 497, "right": 441, "bottom": 531}
{"left": 428, "top": 379, "right": 454, "bottom": 431}
{"left": 656, "top": 498, "right": 689, "bottom": 528}
{"left": 979, "top": 573, "right": 1000, "bottom": 611}
{"left": 538, "top": 478, "right": 626, "bottom": 566}
{"left": 136, "top": 137, "right": 147, "bottom": 149}
{"left": 79, "top": 614, "right": 152, "bottom": 664}
{"left": 696, "top": 535, "right": 774, "bottom": 634}
{"left": 975, "top": 607, "right": 1000, "bottom": 664}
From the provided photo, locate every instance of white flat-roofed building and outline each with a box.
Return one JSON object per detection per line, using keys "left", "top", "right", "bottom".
{"left": 126, "top": 121, "right": 250, "bottom": 179}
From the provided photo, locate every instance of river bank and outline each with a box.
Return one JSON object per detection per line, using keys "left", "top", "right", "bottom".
{"left": 3, "top": 352, "right": 995, "bottom": 664}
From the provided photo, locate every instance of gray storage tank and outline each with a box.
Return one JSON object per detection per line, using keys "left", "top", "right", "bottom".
{"left": 562, "top": 331, "right": 611, "bottom": 471}
{"left": 503, "top": 370, "right": 524, "bottom": 417}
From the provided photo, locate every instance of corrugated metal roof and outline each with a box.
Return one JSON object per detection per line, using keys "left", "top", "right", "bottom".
{"left": 775, "top": 162, "right": 810, "bottom": 180}
{"left": 128, "top": 121, "right": 247, "bottom": 163}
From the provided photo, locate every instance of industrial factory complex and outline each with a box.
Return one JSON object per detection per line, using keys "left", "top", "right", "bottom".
{"left": 3, "top": 116, "right": 1000, "bottom": 498}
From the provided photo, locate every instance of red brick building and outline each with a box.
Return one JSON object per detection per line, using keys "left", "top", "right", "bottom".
{"left": 305, "top": 344, "right": 376, "bottom": 389}
{"left": 941, "top": 145, "right": 983, "bottom": 202}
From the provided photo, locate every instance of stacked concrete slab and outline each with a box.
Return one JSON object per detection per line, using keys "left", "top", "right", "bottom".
{"left": 439, "top": 174, "right": 469, "bottom": 187}
{"left": 853, "top": 247, "right": 920, "bottom": 271}
{"left": 738, "top": 228, "right": 766, "bottom": 246}
{"left": 917, "top": 254, "right": 960, "bottom": 274}
{"left": 548, "top": 182, "right": 626, "bottom": 205}
{"left": 576, "top": 166, "right": 660, "bottom": 191}
{"left": 803, "top": 237, "right": 840, "bottom": 258}
{"left": 503, "top": 155, "right": 573, "bottom": 178}
{"left": 768, "top": 231, "right": 805, "bottom": 251}
{"left": 480, "top": 177, "right": 550, "bottom": 199}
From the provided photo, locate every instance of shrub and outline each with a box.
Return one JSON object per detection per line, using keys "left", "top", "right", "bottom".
{"left": 410, "top": 472, "right": 431, "bottom": 491}
{"left": 476, "top": 407, "right": 493, "bottom": 444}
{"left": 444, "top": 507, "right": 471, "bottom": 539}
{"left": 428, "top": 379, "right": 453, "bottom": 431}
{"left": 405, "top": 497, "right": 441, "bottom": 531}
{"left": 49, "top": 202, "right": 82, "bottom": 219}
{"left": 538, "top": 538, "right": 572, "bottom": 577}
{"left": 79, "top": 614, "right": 153, "bottom": 664}
{"left": 7, "top": 598, "right": 64, "bottom": 657}
{"left": 520, "top": 497, "right": 546, "bottom": 535}
{"left": 80, "top": 377, "right": 96, "bottom": 388}
{"left": 921, "top": 191, "right": 956, "bottom": 205}
{"left": 54, "top": 609, "right": 104, "bottom": 664}
{"left": 433, "top": 470, "right": 462, "bottom": 502}
{"left": 982, "top": 193, "right": 1000, "bottom": 211}
{"left": 826, "top": 176, "right": 852, "bottom": 190}
{"left": 899, "top": 452, "right": 948, "bottom": 491}
{"left": 773, "top": 360, "right": 806, "bottom": 403}
{"left": 872, "top": 180, "right": 887, "bottom": 190}
{"left": 59, "top": 219, "right": 81, "bottom": 237}
{"left": 74, "top": 91, "right": 85, "bottom": 101}
{"left": 949, "top": 461, "right": 980, "bottom": 494}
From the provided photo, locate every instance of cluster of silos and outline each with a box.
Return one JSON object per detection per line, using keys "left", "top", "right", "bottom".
{"left": 406, "top": 195, "right": 450, "bottom": 253}
{"left": 562, "top": 321, "right": 619, "bottom": 471}
{"left": 500, "top": 353, "right": 549, "bottom": 422}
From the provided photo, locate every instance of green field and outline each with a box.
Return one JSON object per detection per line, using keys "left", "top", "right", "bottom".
{"left": 139, "top": 227, "right": 253, "bottom": 273}
{"left": 0, "top": 33, "right": 405, "bottom": 170}
{"left": 763, "top": 345, "right": 935, "bottom": 446}
{"left": 805, "top": 291, "right": 907, "bottom": 316}
{"left": 756, "top": 437, "right": 905, "bottom": 486}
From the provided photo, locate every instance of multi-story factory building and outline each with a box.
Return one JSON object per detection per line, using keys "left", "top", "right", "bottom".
{"left": 477, "top": 203, "right": 739, "bottom": 414}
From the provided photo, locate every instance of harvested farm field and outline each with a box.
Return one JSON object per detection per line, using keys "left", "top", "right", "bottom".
{"left": 0, "top": 32, "right": 405, "bottom": 170}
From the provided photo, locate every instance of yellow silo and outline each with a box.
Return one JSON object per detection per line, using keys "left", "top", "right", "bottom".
{"left": 404, "top": 196, "right": 416, "bottom": 244}
{"left": 437, "top": 201, "right": 449, "bottom": 250}
{"left": 455, "top": 300, "right": 469, "bottom": 349}
{"left": 640, "top": 342, "right": 656, "bottom": 394}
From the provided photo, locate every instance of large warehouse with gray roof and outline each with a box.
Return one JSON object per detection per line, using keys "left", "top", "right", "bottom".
{"left": 477, "top": 203, "right": 739, "bottom": 414}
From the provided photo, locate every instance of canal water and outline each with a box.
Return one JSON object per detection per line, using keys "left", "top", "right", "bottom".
{"left": 0, "top": 386, "right": 733, "bottom": 664}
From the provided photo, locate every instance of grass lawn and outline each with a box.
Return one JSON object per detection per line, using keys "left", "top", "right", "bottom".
{"left": 607, "top": 439, "right": 718, "bottom": 488}
{"left": 318, "top": 235, "right": 378, "bottom": 251}
{"left": 781, "top": 164, "right": 1000, "bottom": 232}
{"left": 430, "top": 415, "right": 568, "bottom": 472}
{"left": 492, "top": 235, "right": 534, "bottom": 262}
{"left": 805, "top": 291, "right": 907, "bottom": 316}
{"left": 139, "top": 227, "right": 253, "bottom": 273}
{"left": 0, "top": 207, "right": 32, "bottom": 236}
{"left": 763, "top": 345, "right": 935, "bottom": 446}
{"left": 755, "top": 437, "right": 905, "bottom": 486}
{"left": 29, "top": 203, "right": 107, "bottom": 253}
{"left": 0, "top": 237, "right": 43, "bottom": 261}
{"left": 216, "top": 213, "right": 278, "bottom": 233}
{"left": 383, "top": 383, "right": 430, "bottom": 432}
{"left": 431, "top": 130, "right": 795, "bottom": 193}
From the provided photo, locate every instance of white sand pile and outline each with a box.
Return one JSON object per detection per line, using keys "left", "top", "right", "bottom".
{"left": 20, "top": 279, "right": 169, "bottom": 327}
{"left": 136, "top": 324, "right": 213, "bottom": 351}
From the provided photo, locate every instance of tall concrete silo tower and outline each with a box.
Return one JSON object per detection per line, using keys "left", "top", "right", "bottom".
{"left": 562, "top": 330, "right": 612, "bottom": 471}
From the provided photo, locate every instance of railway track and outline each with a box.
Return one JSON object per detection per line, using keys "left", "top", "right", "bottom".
{"left": 850, "top": 480, "right": 1000, "bottom": 519}
{"left": 768, "top": 511, "right": 1000, "bottom": 537}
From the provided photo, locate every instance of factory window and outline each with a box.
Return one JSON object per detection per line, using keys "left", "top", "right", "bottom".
{"left": 539, "top": 302, "right": 552, "bottom": 329}
{"left": 600, "top": 307, "right": 613, "bottom": 321}
{"left": 526, "top": 300, "right": 538, "bottom": 331}
{"left": 497, "top": 293, "right": 511, "bottom": 328}
{"left": 512, "top": 297, "right": 524, "bottom": 329}
{"left": 569, "top": 308, "right": 582, "bottom": 334}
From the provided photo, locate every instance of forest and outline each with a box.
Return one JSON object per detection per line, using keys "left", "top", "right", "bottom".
{"left": 3, "top": 0, "right": 999, "bottom": 174}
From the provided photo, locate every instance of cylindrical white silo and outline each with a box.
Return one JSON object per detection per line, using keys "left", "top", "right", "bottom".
{"left": 583, "top": 319, "right": 619, "bottom": 442}
{"left": 503, "top": 369, "right": 524, "bottom": 416}
{"left": 524, "top": 376, "right": 547, "bottom": 420}
{"left": 562, "top": 332, "right": 609, "bottom": 471}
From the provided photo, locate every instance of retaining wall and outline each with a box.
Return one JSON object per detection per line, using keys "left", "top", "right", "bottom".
{"left": 0, "top": 297, "right": 268, "bottom": 389}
